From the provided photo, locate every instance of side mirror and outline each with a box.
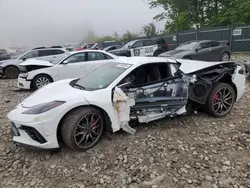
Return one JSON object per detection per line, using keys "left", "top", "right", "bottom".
{"left": 62, "top": 60, "right": 69, "bottom": 64}
{"left": 128, "top": 45, "right": 131, "bottom": 49}
{"left": 117, "top": 82, "right": 132, "bottom": 89}
{"left": 22, "top": 58, "right": 26, "bottom": 61}
{"left": 196, "top": 46, "right": 202, "bottom": 52}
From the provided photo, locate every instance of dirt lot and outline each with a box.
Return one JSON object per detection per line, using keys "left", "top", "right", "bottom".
{"left": 0, "top": 78, "right": 250, "bottom": 188}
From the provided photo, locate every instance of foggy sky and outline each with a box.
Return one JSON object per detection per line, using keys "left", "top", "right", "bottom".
{"left": 0, "top": 0, "right": 164, "bottom": 48}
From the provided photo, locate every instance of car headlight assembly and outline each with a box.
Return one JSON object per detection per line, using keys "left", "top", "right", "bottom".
{"left": 19, "top": 73, "right": 29, "bottom": 78}
{"left": 22, "top": 101, "right": 66, "bottom": 114}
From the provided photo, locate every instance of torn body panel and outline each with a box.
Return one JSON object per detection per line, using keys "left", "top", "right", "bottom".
{"left": 124, "top": 76, "right": 189, "bottom": 123}
{"left": 19, "top": 65, "right": 52, "bottom": 73}
{"left": 18, "top": 59, "right": 54, "bottom": 73}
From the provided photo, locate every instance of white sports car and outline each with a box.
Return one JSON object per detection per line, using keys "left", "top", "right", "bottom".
{"left": 8, "top": 57, "right": 245, "bottom": 151}
{"left": 17, "top": 50, "right": 118, "bottom": 90}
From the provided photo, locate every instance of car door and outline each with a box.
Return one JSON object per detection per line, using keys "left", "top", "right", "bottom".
{"left": 84, "top": 51, "right": 114, "bottom": 73}
{"left": 56, "top": 52, "right": 87, "bottom": 80}
{"left": 142, "top": 39, "right": 158, "bottom": 56}
{"left": 193, "top": 42, "right": 213, "bottom": 61}
{"left": 119, "top": 63, "right": 189, "bottom": 123}
{"left": 210, "top": 41, "right": 224, "bottom": 61}
{"left": 130, "top": 40, "right": 145, "bottom": 56}
{"left": 21, "top": 50, "right": 39, "bottom": 61}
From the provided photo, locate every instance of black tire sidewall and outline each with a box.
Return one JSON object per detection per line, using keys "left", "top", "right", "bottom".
{"left": 32, "top": 74, "right": 52, "bottom": 90}
{"left": 205, "top": 83, "right": 236, "bottom": 117}
{"left": 221, "top": 52, "right": 230, "bottom": 61}
{"left": 61, "top": 107, "right": 104, "bottom": 151}
{"left": 183, "top": 56, "right": 191, "bottom": 60}
{"left": 5, "top": 66, "right": 19, "bottom": 79}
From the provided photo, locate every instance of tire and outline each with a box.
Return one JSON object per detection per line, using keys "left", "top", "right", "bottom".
{"left": 205, "top": 82, "right": 236, "bottom": 118}
{"left": 153, "top": 50, "right": 163, "bottom": 57}
{"left": 5, "top": 66, "right": 19, "bottom": 79}
{"left": 221, "top": 52, "right": 230, "bottom": 61}
{"left": 183, "top": 56, "right": 192, "bottom": 60}
{"left": 61, "top": 107, "right": 104, "bottom": 151}
{"left": 32, "top": 74, "right": 53, "bottom": 90}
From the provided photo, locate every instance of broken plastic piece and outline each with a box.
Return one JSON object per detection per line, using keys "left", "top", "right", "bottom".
{"left": 113, "top": 87, "right": 136, "bottom": 134}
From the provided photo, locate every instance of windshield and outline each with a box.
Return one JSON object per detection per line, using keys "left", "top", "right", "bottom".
{"left": 122, "top": 40, "right": 137, "bottom": 49}
{"left": 49, "top": 53, "right": 70, "bottom": 64}
{"left": 73, "top": 62, "right": 132, "bottom": 91}
{"left": 176, "top": 41, "right": 198, "bottom": 50}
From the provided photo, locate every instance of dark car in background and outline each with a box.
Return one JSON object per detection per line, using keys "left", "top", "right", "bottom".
{"left": 0, "top": 49, "right": 11, "bottom": 61}
{"left": 102, "top": 45, "right": 123, "bottom": 52}
{"left": 159, "top": 40, "right": 231, "bottom": 61}
{"left": 109, "top": 38, "right": 169, "bottom": 57}
{"left": 90, "top": 41, "right": 125, "bottom": 50}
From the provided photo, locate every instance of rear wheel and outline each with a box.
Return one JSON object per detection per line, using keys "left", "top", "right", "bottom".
{"left": 221, "top": 52, "right": 230, "bottom": 61}
{"left": 183, "top": 56, "right": 192, "bottom": 60}
{"left": 32, "top": 74, "right": 53, "bottom": 90}
{"left": 205, "top": 82, "right": 235, "bottom": 117}
{"left": 5, "top": 66, "right": 19, "bottom": 79}
{"left": 61, "top": 107, "right": 104, "bottom": 151}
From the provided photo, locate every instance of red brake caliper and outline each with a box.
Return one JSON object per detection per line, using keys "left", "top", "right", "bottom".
{"left": 91, "top": 118, "right": 97, "bottom": 127}
{"left": 214, "top": 93, "right": 219, "bottom": 104}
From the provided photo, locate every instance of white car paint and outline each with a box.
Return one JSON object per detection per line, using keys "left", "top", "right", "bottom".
{"left": 173, "top": 58, "right": 236, "bottom": 74}
{"left": 17, "top": 50, "right": 118, "bottom": 89}
{"left": 20, "top": 59, "right": 54, "bottom": 67}
{"left": 8, "top": 57, "right": 246, "bottom": 149}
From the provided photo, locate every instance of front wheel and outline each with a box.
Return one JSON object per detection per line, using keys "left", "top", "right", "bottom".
{"left": 32, "top": 74, "right": 53, "bottom": 89}
{"left": 5, "top": 66, "right": 19, "bottom": 79}
{"left": 221, "top": 52, "right": 230, "bottom": 61}
{"left": 61, "top": 107, "right": 104, "bottom": 151}
{"left": 205, "top": 83, "right": 236, "bottom": 117}
{"left": 183, "top": 56, "right": 192, "bottom": 60}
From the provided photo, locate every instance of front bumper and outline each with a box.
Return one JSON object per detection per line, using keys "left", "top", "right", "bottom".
{"left": 8, "top": 108, "right": 60, "bottom": 149}
{"left": 17, "top": 77, "right": 32, "bottom": 89}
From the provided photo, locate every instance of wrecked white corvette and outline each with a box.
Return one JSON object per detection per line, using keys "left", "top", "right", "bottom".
{"left": 7, "top": 57, "right": 246, "bottom": 151}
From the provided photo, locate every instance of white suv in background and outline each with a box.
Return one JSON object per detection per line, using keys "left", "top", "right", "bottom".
{"left": 0, "top": 47, "right": 68, "bottom": 79}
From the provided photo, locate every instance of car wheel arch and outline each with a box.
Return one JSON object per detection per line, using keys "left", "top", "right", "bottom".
{"left": 220, "top": 51, "right": 230, "bottom": 60}
{"left": 56, "top": 104, "right": 112, "bottom": 145}
{"left": 31, "top": 73, "right": 54, "bottom": 89}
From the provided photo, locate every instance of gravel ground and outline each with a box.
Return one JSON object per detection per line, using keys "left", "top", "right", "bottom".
{"left": 0, "top": 78, "right": 250, "bottom": 188}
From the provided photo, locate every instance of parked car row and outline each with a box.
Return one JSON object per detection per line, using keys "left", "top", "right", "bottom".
{"left": 76, "top": 39, "right": 231, "bottom": 62}
{"left": 6, "top": 51, "right": 246, "bottom": 151}
{"left": 0, "top": 39, "right": 231, "bottom": 79}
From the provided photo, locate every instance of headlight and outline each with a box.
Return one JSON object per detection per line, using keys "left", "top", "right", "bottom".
{"left": 22, "top": 101, "right": 66, "bottom": 114}
{"left": 19, "top": 73, "right": 29, "bottom": 78}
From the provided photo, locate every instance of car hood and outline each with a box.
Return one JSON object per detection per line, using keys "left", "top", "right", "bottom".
{"left": 177, "top": 59, "right": 235, "bottom": 74}
{"left": 19, "top": 59, "right": 54, "bottom": 67}
{"left": 20, "top": 79, "right": 86, "bottom": 107}
{"left": 0, "top": 59, "right": 21, "bottom": 67}
{"left": 159, "top": 49, "right": 190, "bottom": 58}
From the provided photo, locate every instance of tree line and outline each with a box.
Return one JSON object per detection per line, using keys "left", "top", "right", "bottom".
{"left": 84, "top": 0, "right": 250, "bottom": 42}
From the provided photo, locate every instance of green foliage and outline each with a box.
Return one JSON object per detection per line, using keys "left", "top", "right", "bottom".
{"left": 149, "top": 0, "right": 250, "bottom": 32}
{"left": 142, "top": 22, "right": 158, "bottom": 36}
{"left": 122, "top": 30, "right": 141, "bottom": 41}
